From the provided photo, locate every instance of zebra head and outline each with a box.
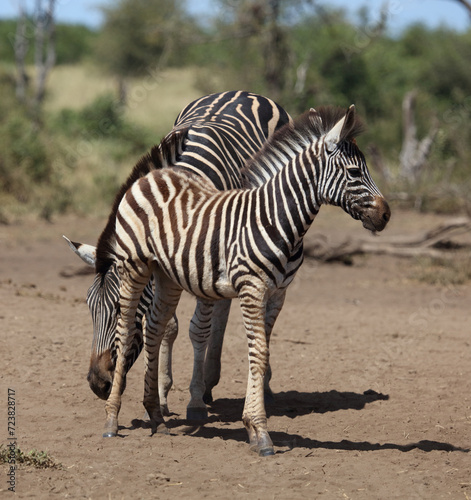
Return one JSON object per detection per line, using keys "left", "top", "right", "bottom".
{"left": 63, "top": 236, "right": 144, "bottom": 400}
{"left": 314, "top": 105, "right": 390, "bottom": 232}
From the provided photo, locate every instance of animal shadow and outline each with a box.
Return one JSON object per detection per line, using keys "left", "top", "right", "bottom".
{"left": 166, "top": 390, "right": 469, "bottom": 454}
{"left": 208, "top": 389, "right": 389, "bottom": 423}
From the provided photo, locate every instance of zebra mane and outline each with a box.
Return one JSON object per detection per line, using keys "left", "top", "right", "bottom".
{"left": 95, "top": 128, "right": 188, "bottom": 275}
{"left": 307, "top": 105, "right": 364, "bottom": 141}
{"left": 241, "top": 106, "right": 364, "bottom": 186}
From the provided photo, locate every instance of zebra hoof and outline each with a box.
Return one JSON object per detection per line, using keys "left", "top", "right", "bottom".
{"left": 103, "top": 417, "right": 118, "bottom": 438}
{"left": 186, "top": 407, "right": 208, "bottom": 421}
{"left": 155, "top": 423, "right": 170, "bottom": 435}
{"left": 150, "top": 421, "right": 169, "bottom": 436}
{"left": 160, "top": 404, "right": 170, "bottom": 417}
{"left": 203, "top": 391, "right": 213, "bottom": 405}
{"left": 258, "top": 446, "right": 275, "bottom": 457}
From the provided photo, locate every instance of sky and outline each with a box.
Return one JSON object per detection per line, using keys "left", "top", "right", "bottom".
{"left": 1, "top": 0, "right": 470, "bottom": 33}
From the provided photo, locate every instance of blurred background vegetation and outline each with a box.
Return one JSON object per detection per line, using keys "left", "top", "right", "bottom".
{"left": 0, "top": 0, "right": 470, "bottom": 221}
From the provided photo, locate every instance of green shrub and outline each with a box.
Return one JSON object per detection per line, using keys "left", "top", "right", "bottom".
{"left": 0, "top": 445, "right": 61, "bottom": 469}
{"left": 0, "top": 68, "right": 75, "bottom": 220}
{"left": 51, "top": 92, "right": 153, "bottom": 156}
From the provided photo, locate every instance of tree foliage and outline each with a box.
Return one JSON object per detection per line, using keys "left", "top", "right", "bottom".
{"left": 1, "top": 1, "right": 470, "bottom": 217}
{"left": 187, "top": 2, "right": 471, "bottom": 211}
{"left": 94, "top": 0, "right": 196, "bottom": 79}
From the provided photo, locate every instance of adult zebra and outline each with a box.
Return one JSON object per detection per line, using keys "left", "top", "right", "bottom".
{"left": 69, "top": 104, "right": 390, "bottom": 455}
{"left": 66, "top": 91, "right": 292, "bottom": 417}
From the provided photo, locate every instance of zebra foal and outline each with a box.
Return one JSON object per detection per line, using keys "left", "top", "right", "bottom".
{"left": 66, "top": 91, "right": 291, "bottom": 415}
{"left": 84, "top": 104, "right": 390, "bottom": 456}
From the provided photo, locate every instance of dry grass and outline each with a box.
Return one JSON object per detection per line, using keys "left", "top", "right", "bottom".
{"left": 45, "top": 64, "right": 202, "bottom": 137}
{"left": 27, "top": 63, "right": 205, "bottom": 217}
{"left": 45, "top": 64, "right": 116, "bottom": 111}
{"left": 411, "top": 254, "right": 471, "bottom": 286}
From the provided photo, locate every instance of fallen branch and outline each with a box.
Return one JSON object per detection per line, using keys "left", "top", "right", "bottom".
{"left": 304, "top": 217, "right": 471, "bottom": 262}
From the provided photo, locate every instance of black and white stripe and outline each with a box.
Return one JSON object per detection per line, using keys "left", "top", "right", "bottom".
{"left": 95, "top": 105, "right": 391, "bottom": 455}
{"left": 68, "top": 91, "right": 291, "bottom": 411}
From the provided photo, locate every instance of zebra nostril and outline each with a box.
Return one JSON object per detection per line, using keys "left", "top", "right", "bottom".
{"left": 383, "top": 211, "right": 390, "bottom": 222}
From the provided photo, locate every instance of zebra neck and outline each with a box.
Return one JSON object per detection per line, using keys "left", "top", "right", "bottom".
{"left": 253, "top": 150, "right": 322, "bottom": 251}
{"left": 241, "top": 125, "right": 311, "bottom": 186}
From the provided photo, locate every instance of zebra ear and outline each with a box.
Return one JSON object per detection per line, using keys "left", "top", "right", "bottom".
{"left": 324, "top": 105, "right": 356, "bottom": 152}
{"left": 308, "top": 108, "right": 322, "bottom": 128}
{"left": 341, "top": 104, "right": 356, "bottom": 140}
{"left": 63, "top": 235, "right": 96, "bottom": 267}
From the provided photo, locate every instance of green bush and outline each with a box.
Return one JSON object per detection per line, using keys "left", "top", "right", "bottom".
{"left": 0, "top": 69, "right": 75, "bottom": 219}
{"left": 0, "top": 445, "right": 61, "bottom": 469}
{"left": 51, "top": 93, "right": 153, "bottom": 157}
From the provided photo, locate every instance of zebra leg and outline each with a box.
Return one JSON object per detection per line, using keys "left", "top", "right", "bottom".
{"left": 104, "top": 265, "right": 149, "bottom": 438}
{"left": 143, "top": 270, "right": 183, "bottom": 435}
{"left": 262, "top": 289, "right": 287, "bottom": 403}
{"left": 103, "top": 348, "right": 126, "bottom": 437}
{"left": 203, "top": 299, "right": 231, "bottom": 404}
{"left": 239, "top": 284, "right": 274, "bottom": 457}
{"left": 187, "top": 300, "right": 214, "bottom": 420}
{"left": 158, "top": 315, "right": 178, "bottom": 416}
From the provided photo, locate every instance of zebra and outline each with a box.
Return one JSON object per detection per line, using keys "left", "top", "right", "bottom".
{"left": 66, "top": 91, "right": 292, "bottom": 417}
{"left": 70, "top": 104, "right": 390, "bottom": 456}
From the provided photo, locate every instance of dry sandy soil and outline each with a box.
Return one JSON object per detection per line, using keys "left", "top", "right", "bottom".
{"left": 1, "top": 207, "right": 470, "bottom": 499}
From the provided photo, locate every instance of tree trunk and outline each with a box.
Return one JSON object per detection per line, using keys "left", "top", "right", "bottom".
{"left": 453, "top": 0, "right": 471, "bottom": 16}
{"left": 32, "top": 0, "right": 56, "bottom": 112}
{"left": 263, "top": 0, "right": 287, "bottom": 100}
{"left": 117, "top": 77, "right": 127, "bottom": 105}
{"left": 399, "top": 90, "right": 438, "bottom": 184}
{"left": 14, "top": 1, "right": 29, "bottom": 103}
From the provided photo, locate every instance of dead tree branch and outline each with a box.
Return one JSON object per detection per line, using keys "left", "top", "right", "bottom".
{"left": 399, "top": 90, "right": 439, "bottom": 184}
{"left": 33, "top": 0, "right": 56, "bottom": 110}
{"left": 14, "top": 0, "right": 29, "bottom": 103}
{"left": 13, "top": 0, "right": 56, "bottom": 116}
{"left": 453, "top": 0, "right": 471, "bottom": 16}
{"left": 304, "top": 218, "right": 471, "bottom": 262}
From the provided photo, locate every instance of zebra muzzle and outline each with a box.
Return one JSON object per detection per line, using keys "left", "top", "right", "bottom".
{"left": 360, "top": 196, "right": 391, "bottom": 232}
{"left": 88, "top": 350, "right": 115, "bottom": 400}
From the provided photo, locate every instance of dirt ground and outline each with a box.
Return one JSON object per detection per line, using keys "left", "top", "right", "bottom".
{"left": 1, "top": 207, "right": 470, "bottom": 499}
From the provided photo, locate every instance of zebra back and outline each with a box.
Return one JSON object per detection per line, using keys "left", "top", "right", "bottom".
{"left": 171, "top": 91, "right": 292, "bottom": 190}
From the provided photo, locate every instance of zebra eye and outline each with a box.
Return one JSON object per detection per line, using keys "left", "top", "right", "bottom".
{"left": 348, "top": 167, "right": 362, "bottom": 178}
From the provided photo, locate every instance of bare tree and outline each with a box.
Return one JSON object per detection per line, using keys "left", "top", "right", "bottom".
{"left": 14, "top": 0, "right": 29, "bottom": 102}
{"left": 399, "top": 90, "right": 438, "bottom": 184}
{"left": 452, "top": 0, "right": 471, "bottom": 16}
{"left": 33, "top": 0, "right": 56, "bottom": 110}
{"left": 262, "top": 0, "right": 288, "bottom": 100}
{"left": 14, "top": 0, "right": 56, "bottom": 115}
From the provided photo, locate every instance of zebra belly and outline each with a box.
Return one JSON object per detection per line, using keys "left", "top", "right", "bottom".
{"left": 152, "top": 254, "right": 239, "bottom": 301}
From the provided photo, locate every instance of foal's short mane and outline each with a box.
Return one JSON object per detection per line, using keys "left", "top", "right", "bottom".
{"left": 241, "top": 105, "right": 364, "bottom": 183}
{"left": 306, "top": 105, "right": 364, "bottom": 141}
{"left": 95, "top": 128, "right": 188, "bottom": 275}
